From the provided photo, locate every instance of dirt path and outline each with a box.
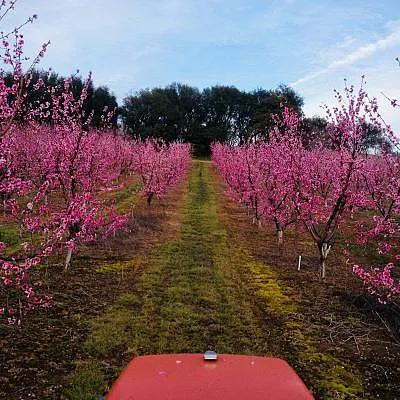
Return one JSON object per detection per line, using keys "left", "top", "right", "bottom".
{"left": 4, "top": 160, "right": 396, "bottom": 399}
{"left": 67, "top": 161, "right": 370, "bottom": 400}
{"left": 69, "top": 161, "right": 271, "bottom": 398}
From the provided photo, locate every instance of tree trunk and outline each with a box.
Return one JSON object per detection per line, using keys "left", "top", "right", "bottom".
{"left": 252, "top": 216, "right": 261, "bottom": 227}
{"left": 147, "top": 192, "right": 154, "bottom": 206}
{"left": 2, "top": 193, "right": 9, "bottom": 216}
{"left": 64, "top": 248, "right": 73, "bottom": 270}
{"left": 277, "top": 229, "right": 283, "bottom": 244}
{"left": 319, "top": 242, "right": 331, "bottom": 279}
{"left": 274, "top": 218, "right": 283, "bottom": 244}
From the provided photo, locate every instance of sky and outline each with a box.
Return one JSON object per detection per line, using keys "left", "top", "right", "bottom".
{"left": 5, "top": 0, "right": 400, "bottom": 131}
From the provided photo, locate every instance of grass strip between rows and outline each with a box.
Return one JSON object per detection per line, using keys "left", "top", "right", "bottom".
{"left": 66, "top": 161, "right": 363, "bottom": 400}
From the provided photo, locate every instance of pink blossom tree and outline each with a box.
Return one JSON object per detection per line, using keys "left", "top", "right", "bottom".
{"left": 351, "top": 87, "right": 400, "bottom": 304}
{"left": 212, "top": 143, "right": 264, "bottom": 225}
{"left": 131, "top": 139, "right": 191, "bottom": 206}
{"left": 20, "top": 124, "right": 130, "bottom": 270}
{"left": 213, "top": 107, "right": 301, "bottom": 243}
{"left": 0, "top": 0, "right": 52, "bottom": 322}
{"left": 291, "top": 84, "right": 373, "bottom": 278}
{"left": 259, "top": 107, "right": 302, "bottom": 242}
{"left": 0, "top": 1, "right": 131, "bottom": 322}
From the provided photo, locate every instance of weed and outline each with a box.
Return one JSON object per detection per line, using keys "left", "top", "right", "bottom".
{"left": 65, "top": 362, "right": 107, "bottom": 400}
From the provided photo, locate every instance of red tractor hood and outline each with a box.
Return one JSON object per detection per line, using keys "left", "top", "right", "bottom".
{"left": 106, "top": 354, "right": 314, "bottom": 400}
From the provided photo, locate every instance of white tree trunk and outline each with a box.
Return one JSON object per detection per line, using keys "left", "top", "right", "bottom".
{"left": 278, "top": 229, "right": 283, "bottom": 244}
{"left": 321, "top": 258, "right": 326, "bottom": 279}
{"left": 320, "top": 242, "right": 331, "bottom": 279}
{"left": 65, "top": 248, "right": 73, "bottom": 270}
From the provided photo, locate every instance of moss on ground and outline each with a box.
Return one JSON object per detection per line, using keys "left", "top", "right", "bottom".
{"left": 231, "top": 241, "right": 363, "bottom": 399}
{"left": 84, "top": 162, "right": 267, "bottom": 360}
{"left": 66, "top": 161, "right": 364, "bottom": 399}
{"left": 94, "top": 258, "right": 144, "bottom": 274}
{"left": 0, "top": 222, "right": 39, "bottom": 257}
{"left": 64, "top": 362, "right": 107, "bottom": 400}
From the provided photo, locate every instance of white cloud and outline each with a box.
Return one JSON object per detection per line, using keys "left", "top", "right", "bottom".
{"left": 291, "top": 21, "right": 400, "bottom": 87}
{"left": 301, "top": 60, "right": 400, "bottom": 136}
{"left": 337, "top": 36, "right": 357, "bottom": 49}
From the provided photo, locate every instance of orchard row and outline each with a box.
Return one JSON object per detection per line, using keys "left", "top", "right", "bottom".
{"left": 212, "top": 87, "right": 400, "bottom": 304}
{"left": 0, "top": 1, "right": 193, "bottom": 323}
{"left": 1, "top": 121, "right": 191, "bottom": 322}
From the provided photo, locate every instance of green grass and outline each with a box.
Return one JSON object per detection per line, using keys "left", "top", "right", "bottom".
{"left": 69, "top": 161, "right": 270, "bottom": 397}
{"left": 66, "top": 161, "right": 364, "bottom": 399}
{"left": 192, "top": 155, "right": 211, "bottom": 161}
{"left": 111, "top": 180, "right": 142, "bottom": 213}
{"left": 65, "top": 363, "right": 107, "bottom": 400}
{"left": 0, "top": 222, "right": 35, "bottom": 257}
{"left": 0, "top": 223, "right": 22, "bottom": 254}
{"left": 84, "top": 162, "right": 267, "bottom": 359}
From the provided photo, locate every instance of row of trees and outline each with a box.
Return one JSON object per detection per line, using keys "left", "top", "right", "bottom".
{"left": 0, "top": 1, "right": 191, "bottom": 323}
{"left": 121, "top": 83, "right": 391, "bottom": 156}
{"left": 213, "top": 85, "right": 400, "bottom": 304}
{"left": 122, "top": 83, "right": 304, "bottom": 155}
{"left": 131, "top": 140, "right": 192, "bottom": 205}
{"left": 2, "top": 120, "right": 191, "bottom": 322}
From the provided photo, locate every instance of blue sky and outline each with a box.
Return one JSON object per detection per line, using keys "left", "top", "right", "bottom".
{"left": 6, "top": 0, "right": 400, "bottom": 130}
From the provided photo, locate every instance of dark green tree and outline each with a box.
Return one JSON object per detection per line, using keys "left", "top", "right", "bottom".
{"left": 301, "top": 116, "right": 392, "bottom": 152}
{"left": 247, "top": 85, "right": 304, "bottom": 142}
{"left": 121, "top": 83, "right": 305, "bottom": 155}
{"left": 90, "top": 86, "right": 118, "bottom": 128}
{"left": 123, "top": 85, "right": 181, "bottom": 141}
{"left": 3, "top": 70, "right": 118, "bottom": 128}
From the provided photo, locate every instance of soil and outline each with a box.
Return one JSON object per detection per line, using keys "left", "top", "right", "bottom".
{"left": 0, "top": 178, "right": 187, "bottom": 400}
{"left": 211, "top": 162, "right": 400, "bottom": 399}
{"left": 1, "top": 160, "right": 399, "bottom": 400}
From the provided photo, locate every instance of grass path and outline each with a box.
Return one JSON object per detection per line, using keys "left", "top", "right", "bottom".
{"left": 67, "top": 161, "right": 363, "bottom": 400}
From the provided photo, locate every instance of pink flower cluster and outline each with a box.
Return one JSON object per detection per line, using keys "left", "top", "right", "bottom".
{"left": 0, "top": 3, "right": 193, "bottom": 322}
{"left": 131, "top": 139, "right": 192, "bottom": 205}
{"left": 353, "top": 263, "right": 400, "bottom": 304}
{"left": 213, "top": 83, "right": 400, "bottom": 293}
{"left": 0, "top": 124, "right": 135, "bottom": 320}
